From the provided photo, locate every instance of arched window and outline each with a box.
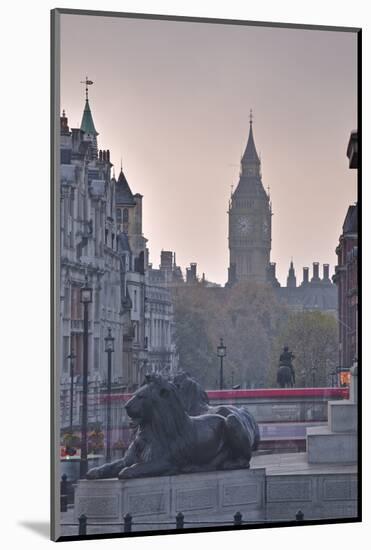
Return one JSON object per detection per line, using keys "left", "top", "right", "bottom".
{"left": 123, "top": 208, "right": 129, "bottom": 223}
{"left": 116, "top": 208, "right": 122, "bottom": 225}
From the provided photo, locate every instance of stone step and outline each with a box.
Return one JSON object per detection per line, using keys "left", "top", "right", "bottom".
{"left": 328, "top": 400, "right": 357, "bottom": 433}
{"left": 306, "top": 426, "right": 357, "bottom": 464}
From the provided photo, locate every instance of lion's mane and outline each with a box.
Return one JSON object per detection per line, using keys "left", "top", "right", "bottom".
{"left": 131, "top": 375, "right": 196, "bottom": 466}
{"left": 173, "top": 372, "right": 209, "bottom": 415}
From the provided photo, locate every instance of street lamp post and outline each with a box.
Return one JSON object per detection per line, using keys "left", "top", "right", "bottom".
{"left": 217, "top": 338, "right": 227, "bottom": 390}
{"left": 330, "top": 370, "right": 337, "bottom": 388}
{"left": 67, "top": 351, "right": 76, "bottom": 434}
{"left": 79, "top": 275, "right": 92, "bottom": 479}
{"left": 104, "top": 327, "right": 115, "bottom": 463}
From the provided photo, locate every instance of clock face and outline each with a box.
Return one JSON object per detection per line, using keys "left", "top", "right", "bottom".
{"left": 237, "top": 215, "right": 252, "bottom": 235}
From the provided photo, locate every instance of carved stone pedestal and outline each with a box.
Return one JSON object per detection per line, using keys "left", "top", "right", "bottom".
{"left": 74, "top": 468, "right": 266, "bottom": 532}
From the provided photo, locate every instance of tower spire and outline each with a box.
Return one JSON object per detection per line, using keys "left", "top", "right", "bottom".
{"left": 80, "top": 76, "right": 94, "bottom": 101}
{"left": 80, "top": 76, "right": 98, "bottom": 158}
{"left": 227, "top": 110, "right": 271, "bottom": 287}
{"left": 80, "top": 76, "right": 98, "bottom": 136}
{"left": 241, "top": 109, "right": 260, "bottom": 167}
{"left": 287, "top": 259, "right": 297, "bottom": 288}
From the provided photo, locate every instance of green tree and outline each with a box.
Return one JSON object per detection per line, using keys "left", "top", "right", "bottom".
{"left": 268, "top": 311, "right": 338, "bottom": 387}
{"left": 172, "top": 282, "right": 286, "bottom": 389}
{"left": 172, "top": 284, "right": 218, "bottom": 387}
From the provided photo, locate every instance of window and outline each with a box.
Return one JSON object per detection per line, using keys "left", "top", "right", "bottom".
{"left": 116, "top": 208, "right": 122, "bottom": 225}
{"left": 64, "top": 286, "right": 70, "bottom": 317}
{"left": 123, "top": 208, "right": 129, "bottom": 223}
{"left": 63, "top": 336, "right": 69, "bottom": 373}
{"left": 94, "top": 290, "right": 100, "bottom": 321}
{"left": 133, "top": 321, "right": 139, "bottom": 343}
{"left": 71, "top": 286, "right": 83, "bottom": 320}
{"left": 94, "top": 337, "right": 100, "bottom": 371}
{"left": 134, "top": 289, "right": 137, "bottom": 312}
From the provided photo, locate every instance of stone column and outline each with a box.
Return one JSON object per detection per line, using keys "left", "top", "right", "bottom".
{"left": 349, "top": 361, "right": 358, "bottom": 404}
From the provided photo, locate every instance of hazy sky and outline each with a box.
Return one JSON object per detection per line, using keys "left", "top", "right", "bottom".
{"left": 60, "top": 14, "right": 357, "bottom": 285}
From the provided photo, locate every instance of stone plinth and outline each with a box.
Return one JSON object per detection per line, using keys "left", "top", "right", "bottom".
{"left": 74, "top": 468, "right": 266, "bottom": 532}
{"left": 328, "top": 400, "right": 357, "bottom": 433}
{"left": 306, "top": 426, "right": 357, "bottom": 464}
{"left": 251, "top": 452, "right": 358, "bottom": 522}
{"left": 306, "top": 364, "right": 358, "bottom": 465}
{"left": 266, "top": 471, "right": 358, "bottom": 520}
{"left": 61, "top": 455, "right": 358, "bottom": 536}
{"left": 349, "top": 364, "right": 358, "bottom": 403}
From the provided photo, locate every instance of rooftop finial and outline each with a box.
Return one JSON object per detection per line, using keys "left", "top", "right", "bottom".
{"left": 80, "top": 76, "right": 94, "bottom": 101}
{"left": 62, "top": 109, "right": 66, "bottom": 117}
{"left": 249, "top": 109, "right": 253, "bottom": 126}
{"left": 120, "top": 156, "right": 123, "bottom": 173}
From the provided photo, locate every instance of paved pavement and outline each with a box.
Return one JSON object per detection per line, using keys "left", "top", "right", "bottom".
{"left": 251, "top": 451, "right": 358, "bottom": 475}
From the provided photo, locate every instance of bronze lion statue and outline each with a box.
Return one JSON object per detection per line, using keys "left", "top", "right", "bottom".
{"left": 173, "top": 372, "right": 260, "bottom": 451}
{"left": 87, "top": 373, "right": 258, "bottom": 479}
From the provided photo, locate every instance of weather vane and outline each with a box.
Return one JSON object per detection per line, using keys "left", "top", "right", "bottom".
{"left": 80, "top": 76, "right": 94, "bottom": 100}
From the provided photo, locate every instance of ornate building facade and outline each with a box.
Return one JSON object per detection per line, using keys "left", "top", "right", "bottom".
{"left": 273, "top": 261, "right": 337, "bottom": 315}
{"left": 332, "top": 130, "right": 358, "bottom": 370}
{"left": 59, "top": 98, "right": 125, "bottom": 432}
{"left": 59, "top": 87, "right": 177, "bottom": 442}
{"left": 115, "top": 168, "right": 178, "bottom": 379}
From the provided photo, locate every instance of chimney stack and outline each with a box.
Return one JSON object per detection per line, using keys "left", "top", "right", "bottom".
{"left": 186, "top": 263, "right": 198, "bottom": 284}
{"left": 60, "top": 110, "right": 69, "bottom": 134}
{"left": 312, "top": 262, "right": 320, "bottom": 281}
{"left": 160, "top": 251, "right": 173, "bottom": 271}
{"left": 323, "top": 264, "right": 330, "bottom": 280}
{"left": 303, "top": 267, "right": 309, "bottom": 284}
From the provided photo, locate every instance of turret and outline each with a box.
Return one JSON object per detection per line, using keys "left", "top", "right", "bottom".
{"left": 80, "top": 77, "right": 99, "bottom": 159}
{"left": 287, "top": 260, "right": 297, "bottom": 288}
{"left": 302, "top": 267, "right": 309, "bottom": 285}
{"left": 311, "top": 262, "right": 320, "bottom": 282}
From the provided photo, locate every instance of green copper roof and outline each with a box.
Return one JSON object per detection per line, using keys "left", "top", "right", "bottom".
{"left": 80, "top": 99, "right": 98, "bottom": 135}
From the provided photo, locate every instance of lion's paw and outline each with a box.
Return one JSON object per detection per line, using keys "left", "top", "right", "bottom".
{"left": 118, "top": 467, "right": 136, "bottom": 479}
{"left": 86, "top": 467, "right": 101, "bottom": 480}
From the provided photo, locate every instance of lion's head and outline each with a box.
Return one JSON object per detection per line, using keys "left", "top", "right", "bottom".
{"left": 125, "top": 374, "right": 194, "bottom": 463}
{"left": 125, "top": 374, "right": 180, "bottom": 421}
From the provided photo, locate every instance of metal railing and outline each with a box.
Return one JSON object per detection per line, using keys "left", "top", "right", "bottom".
{"left": 61, "top": 510, "right": 305, "bottom": 535}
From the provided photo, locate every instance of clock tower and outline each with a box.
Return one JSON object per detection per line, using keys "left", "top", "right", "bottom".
{"left": 227, "top": 112, "right": 272, "bottom": 286}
